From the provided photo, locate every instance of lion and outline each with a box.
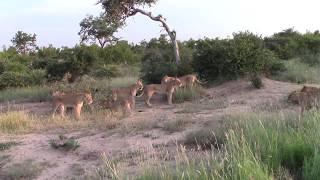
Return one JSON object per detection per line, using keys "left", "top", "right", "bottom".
{"left": 52, "top": 90, "right": 93, "bottom": 119}
{"left": 111, "top": 79, "right": 143, "bottom": 109}
{"left": 140, "top": 77, "right": 182, "bottom": 107}
{"left": 288, "top": 87, "right": 320, "bottom": 114}
{"left": 100, "top": 96, "right": 134, "bottom": 116}
{"left": 161, "top": 74, "right": 206, "bottom": 88}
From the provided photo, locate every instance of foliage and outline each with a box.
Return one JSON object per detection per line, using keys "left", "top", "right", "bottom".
{"left": 90, "top": 64, "right": 121, "bottom": 78}
{"left": 193, "top": 32, "right": 281, "bottom": 81}
{"left": 11, "top": 31, "right": 37, "bottom": 54}
{"left": 46, "top": 45, "right": 98, "bottom": 82}
{"left": 79, "top": 14, "right": 120, "bottom": 48}
{"left": 251, "top": 73, "right": 263, "bottom": 89}
{"left": 99, "top": 0, "right": 158, "bottom": 24}
{"left": 0, "top": 71, "right": 45, "bottom": 90}
{"left": 140, "top": 35, "right": 194, "bottom": 83}
{"left": 49, "top": 135, "right": 80, "bottom": 151}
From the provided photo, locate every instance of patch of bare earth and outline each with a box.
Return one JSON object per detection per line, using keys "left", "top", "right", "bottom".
{"left": 0, "top": 78, "right": 305, "bottom": 179}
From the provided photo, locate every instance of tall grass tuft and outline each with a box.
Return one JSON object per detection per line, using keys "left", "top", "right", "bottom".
{"left": 173, "top": 87, "right": 202, "bottom": 103}
{"left": 0, "top": 111, "right": 30, "bottom": 133}
{"left": 0, "top": 86, "right": 51, "bottom": 103}
{"left": 274, "top": 59, "right": 320, "bottom": 84}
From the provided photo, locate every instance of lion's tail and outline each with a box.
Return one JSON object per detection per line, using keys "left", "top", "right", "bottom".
{"left": 195, "top": 77, "right": 208, "bottom": 85}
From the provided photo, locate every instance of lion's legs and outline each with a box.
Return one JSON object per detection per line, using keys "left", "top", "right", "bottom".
{"left": 74, "top": 104, "right": 83, "bottom": 120}
{"left": 60, "top": 105, "right": 65, "bottom": 118}
{"left": 52, "top": 103, "right": 62, "bottom": 118}
{"left": 167, "top": 91, "right": 173, "bottom": 105}
{"left": 52, "top": 104, "right": 59, "bottom": 118}
{"left": 124, "top": 103, "right": 132, "bottom": 117}
{"left": 145, "top": 92, "right": 154, "bottom": 108}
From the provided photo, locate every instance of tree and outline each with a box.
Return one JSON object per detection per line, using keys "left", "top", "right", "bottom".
{"left": 98, "top": 0, "right": 181, "bottom": 64}
{"left": 79, "top": 15, "right": 120, "bottom": 48}
{"left": 11, "top": 31, "right": 37, "bottom": 54}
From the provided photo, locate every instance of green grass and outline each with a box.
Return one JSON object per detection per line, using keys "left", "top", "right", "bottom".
{"left": 0, "top": 86, "right": 51, "bottom": 103}
{"left": 0, "top": 142, "right": 19, "bottom": 151}
{"left": 274, "top": 59, "right": 320, "bottom": 84}
{"left": 173, "top": 87, "right": 202, "bottom": 103}
{"left": 89, "top": 111, "right": 320, "bottom": 180}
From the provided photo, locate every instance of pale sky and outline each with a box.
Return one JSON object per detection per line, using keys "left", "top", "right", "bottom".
{"left": 1, "top": 0, "right": 320, "bottom": 48}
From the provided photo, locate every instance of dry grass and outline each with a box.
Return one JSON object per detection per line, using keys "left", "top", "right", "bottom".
{"left": 0, "top": 159, "right": 48, "bottom": 180}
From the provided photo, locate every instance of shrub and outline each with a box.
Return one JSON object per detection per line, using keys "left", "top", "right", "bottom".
{"left": 140, "top": 49, "right": 177, "bottom": 83}
{"left": 4, "top": 61, "right": 28, "bottom": 72}
{"left": 49, "top": 135, "right": 80, "bottom": 151}
{"left": 193, "top": 31, "right": 281, "bottom": 81}
{"left": 90, "top": 64, "right": 121, "bottom": 78}
{"left": 251, "top": 74, "right": 263, "bottom": 89}
{"left": 0, "top": 72, "right": 27, "bottom": 89}
{"left": 0, "top": 70, "right": 46, "bottom": 89}
{"left": 299, "top": 52, "right": 320, "bottom": 65}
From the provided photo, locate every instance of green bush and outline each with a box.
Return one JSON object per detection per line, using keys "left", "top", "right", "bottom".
{"left": 251, "top": 74, "right": 263, "bottom": 89}
{"left": 0, "top": 72, "right": 27, "bottom": 89}
{"left": 90, "top": 65, "right": 121, "bottom": 78}
{"left": 140, "top": 49, "right": 177, "bottom": 83}
{"left": 193, "top": 32, "right": 282, "bottom": 81}
{"left": 299, "top": 52, "right": 320, "bottom": 65}
{"left": 0, "top": 70, "right": 46, "bottom": 90}
{"left": 4, "top": 61, "right": 28, "bottom": 72}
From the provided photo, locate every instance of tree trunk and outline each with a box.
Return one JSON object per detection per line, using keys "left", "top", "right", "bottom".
{"left": 131, "top": 8, "right": 181, "bottom": 64}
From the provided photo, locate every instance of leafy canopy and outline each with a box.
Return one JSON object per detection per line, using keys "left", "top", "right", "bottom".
{"left": 11, "top": 31, "right": 37, "bottom": 54}
{"left": 79, "top": 15, "right": 120, "bottom": 48}
{"left": 99, "top": 0, "right": 158, "bottom": 23}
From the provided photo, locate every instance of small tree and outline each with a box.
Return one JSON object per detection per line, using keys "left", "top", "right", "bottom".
{"left": 98, "top": 0, "right": 181, "bottom": 64}
{"left": 79, "top": 15, "right": 120, "bottom": 48}
{"left": 11, "top": 31, "right": 37, "bottom": 54}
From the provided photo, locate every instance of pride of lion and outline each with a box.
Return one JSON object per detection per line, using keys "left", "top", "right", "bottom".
{"left": 50, "top": 73, "right": 320, "bottom": 119}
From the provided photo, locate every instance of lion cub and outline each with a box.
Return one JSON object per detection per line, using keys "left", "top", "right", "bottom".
{"left": 52, "top": 90, "right": 93, "bottom": 119}
{"left": 141, "top": 78, "right": 182, "bottom": 107}
{"left": 161, "top": 74, "right": 206, "bottom": 88}
{"left": 100, "top": 96, "right": 134, "bottom": 116}
{"left": 111, "top": 79, "right": 143, "bottom": 109}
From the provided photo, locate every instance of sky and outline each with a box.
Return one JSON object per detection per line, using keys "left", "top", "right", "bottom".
{"left": 1, "top": 0, "right": 320, "bottom": 48}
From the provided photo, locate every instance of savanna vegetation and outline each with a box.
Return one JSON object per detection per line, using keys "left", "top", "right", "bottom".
{"left": 1, "top": 0, "right": 320, "bottom": 179}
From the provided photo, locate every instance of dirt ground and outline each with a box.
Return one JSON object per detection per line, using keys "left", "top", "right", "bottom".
{"left": 0, "top": 78, "right": 303, "bottom": 179}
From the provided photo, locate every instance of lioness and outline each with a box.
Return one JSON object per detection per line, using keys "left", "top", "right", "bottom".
{"left": 141, "top": 78, "right": 182, "bottom": 107}
{"left": 111, "top": 79, "right": 143, "bottom": 108}
{"left": 161, "top": 74, "right": 206, "bottom": 88}
{"left": 100, "top": 96, "right": 134, "bottom": 116}
{"left": 288, "top": 87, "right": 320, "bottom": 114}
{"left": 52, "top": 90, "right": 93, "bottom": 119}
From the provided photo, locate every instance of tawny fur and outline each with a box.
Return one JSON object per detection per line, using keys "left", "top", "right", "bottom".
{"left": 52, "top": 91, "right": 93, "bottom": 120}
{"left": 111, "top": 79, "right": 143, "bottom": 109}
{"left": 288, "top": 86, "right": 320, "bottom": 114}
{"left": 141, "top": 78, "right": 182, "bottom": 107}
{"left": 100, "top": 96, "right": 134, "bottom": 116}
{"left": 161, "top": 74, "right": 206, "bottom": 88}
